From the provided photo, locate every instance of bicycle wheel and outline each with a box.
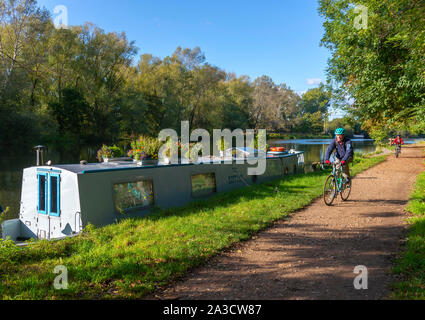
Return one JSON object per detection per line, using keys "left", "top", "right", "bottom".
{"left": 323, "top": 175, "right": 337, "bottom": 206}
{"left": 396, "top": 147, "right": 400, "bottom": 158}
{"left": 340, "top": 179, "right": 352, "bottom": 201}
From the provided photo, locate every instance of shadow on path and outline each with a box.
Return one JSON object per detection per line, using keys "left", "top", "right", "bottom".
{"left": 151, "top": 145, "right": 424, "bottom": 300}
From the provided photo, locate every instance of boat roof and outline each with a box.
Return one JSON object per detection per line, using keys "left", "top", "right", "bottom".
{"left": 36, "top": 151, "right": 304, "bottom": 175}
{"left": 225, "top": 147, "right": 263, "bottom": 154}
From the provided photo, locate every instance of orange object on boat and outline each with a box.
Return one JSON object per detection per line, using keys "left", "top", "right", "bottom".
{"left": 269, "top": 147, "right": 286, "bottom": 152}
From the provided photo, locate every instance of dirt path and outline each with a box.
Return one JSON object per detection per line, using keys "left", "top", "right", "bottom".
{"left": 154, "top": 146, "right": 425, "bottom": 300}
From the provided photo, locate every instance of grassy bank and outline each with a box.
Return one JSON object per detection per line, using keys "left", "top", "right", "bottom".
{"left": 392, "top": 166, "right": 425, "bottom": 299}
{"left": 0, "top": 155, "right": 387, "bottom": 300}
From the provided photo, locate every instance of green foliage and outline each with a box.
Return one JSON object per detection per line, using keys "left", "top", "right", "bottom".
{"left": 392, "top": 167, "right": 425, "bottom": 299}
{"left": 293, "top": 85, "right": 332, "bottom": 135}
{"left": 369, "top": 126, "right": 389, "bottom": 145}
{"left": 0, "top": 0, "right": 360, "bottom": 150}
{"left": 254, "top": 132, "right": 268, "bottom": 151}
{"left": 96, "top": 145, "right": 124, "bottom": 162}
{"left": 298, "top": 84, "right": 331, "bottom": 115}
{"left": 0, "top": 207, "right": 10, "bottom": 227}
{"left": 250, "top": 76, "right": 300, "bottom": 131}
{"left": 295, "top": 111, "right": 325, "bottom": 135}
{"left": 0, "top": 1, "right": 136, "bottom": 147}
{"left": 48, "top": 88, "right": 90, "bottom": 141}
{"left": 129, "top": 135, "right": 162, "bottom": 160}
{"left": 319, "top": 0, "right": 425, "bottom": 133}
{"left": 327, "top": 116, "right": 365, "bottom": 137}
{"left": 0, "top": 154, "right": 386, "bottom": 299}
{"left": 83, "top": 223, "right": 96, "bottom": 234}
{"left": 267, "top": 133, "right": 331, "bottom": 140}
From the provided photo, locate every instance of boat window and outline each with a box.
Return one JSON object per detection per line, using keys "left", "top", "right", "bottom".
{"left": 191, "top": 173, "right": 217, "bottom": 198}
{"left": 113, "top": 180, "right": 154, "bottom": 214}
{"left": 49, "top": 174, "right": 60, "bottom": 217}
{"left": 37, "top": 173, "right": 47, "bottom": 214}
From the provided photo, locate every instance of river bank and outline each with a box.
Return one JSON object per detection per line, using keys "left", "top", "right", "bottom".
{"left": 267, "top": 133, "right": 332, "bottom": 140}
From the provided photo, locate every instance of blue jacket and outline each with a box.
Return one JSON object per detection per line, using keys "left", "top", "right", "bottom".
{"left": 325, "top": 138, "right": 353, "bottom": 162}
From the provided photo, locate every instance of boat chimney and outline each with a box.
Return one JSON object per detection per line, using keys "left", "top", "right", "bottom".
{"left": 34, "top": 145, "right": 47, "bottom": 166}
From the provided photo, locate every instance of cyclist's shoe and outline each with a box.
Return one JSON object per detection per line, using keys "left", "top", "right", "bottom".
{"left": 343, "top": 177, "right": 351, "bottom": 185}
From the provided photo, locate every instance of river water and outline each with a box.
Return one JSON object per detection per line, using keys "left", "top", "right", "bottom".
{"left": 270, "top": 138, "right": 422, "bottom": 170}
{"left": 269, "top": 138, "right": 377, "bottom": 170}
{"left": 0, "top": 138, "right": 421, "bottom": 220}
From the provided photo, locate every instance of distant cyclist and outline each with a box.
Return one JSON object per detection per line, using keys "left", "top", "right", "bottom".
{"left": 392, "top": 134, "right": 404, "bottom": 151}
{"left": 325, "top": 128, "right": 354, "bottom": 184}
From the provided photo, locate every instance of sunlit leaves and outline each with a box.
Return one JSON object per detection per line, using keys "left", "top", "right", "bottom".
{"left": 319, "top": 0, "right": 425, "bottom": 133}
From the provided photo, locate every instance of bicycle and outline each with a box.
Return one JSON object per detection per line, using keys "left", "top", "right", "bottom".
{"left": 322, "top": 161, "right": 352, "bottom": 206}
{"left": 395, "top": 143, "right": 401, "bottom": 158}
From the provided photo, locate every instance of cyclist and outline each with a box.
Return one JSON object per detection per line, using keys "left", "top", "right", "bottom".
{"left": 324, "top": 128, "right": 354, "bottom": 184}
{"left": 392, "top": 134, "right": 404, "bottom": 153}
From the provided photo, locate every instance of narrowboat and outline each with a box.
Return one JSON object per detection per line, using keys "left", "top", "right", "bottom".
{"left": 1, "top": 148, "right": 305, "bottom": 241}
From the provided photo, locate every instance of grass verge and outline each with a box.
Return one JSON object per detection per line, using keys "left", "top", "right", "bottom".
{"left": 391, "top": 166, "right": 425, "bottom": 299}
{"left": 0, "top": 155, "right": 387, "bottom": 299}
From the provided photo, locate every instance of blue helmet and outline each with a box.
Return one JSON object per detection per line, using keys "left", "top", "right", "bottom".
{"left": 335, "top": 128, "right": 345, "bottom": 135}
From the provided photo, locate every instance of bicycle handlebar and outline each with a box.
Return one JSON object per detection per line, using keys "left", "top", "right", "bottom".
{"left": 320, "top": 162, "right": 334, "bottom": 170}
{"left": 320, "top": 161, "right": 343, "bottom": 172}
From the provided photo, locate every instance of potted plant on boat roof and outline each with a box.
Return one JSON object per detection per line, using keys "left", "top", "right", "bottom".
{"left": 159, "top": 137, "right": 179, "bottom": 165}
{"left": 180, "top": 142, "right": 200, "bottom": 163}
{"left": 128, "top": 135, "right": 162, "bottom": 166}
{"left": 97, "top": 145, "right": 125, "bottom": 162}
{"left": 127, "top": 148, "right": 147, "bottom": 162}
{"left": 190, "top": 142, "right": 205, "bottom": 162}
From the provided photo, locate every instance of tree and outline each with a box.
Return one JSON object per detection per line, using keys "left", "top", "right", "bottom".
{"left": 319, "top": 0, "right": 425, "bottom": 134}
{"left": 250, "top": 76, "right": 299, "bottom": 131}
{"left": 0, "top": 0, "right": 340, "bottom": 148}
{"left": 298, "top": 84, "right": 331, "bottom": 115}
{"left": 73, "top": 23, "right": 138, "bottom": 141}
{"left": 0, "top": 0, "right": 50, "bottom": 104}
{"left": 295, "top": 111, "right": 325, "bottom": 135}
{"left": 49, "top": 88, "right": 89, "bottom": 141}
{"left": 295, "top": 84, "right": 331, "bottom": 134}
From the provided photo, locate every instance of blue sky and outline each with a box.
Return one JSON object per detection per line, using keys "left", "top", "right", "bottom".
{"left": 37, "top": 0, "right": 331, "bottom": 95}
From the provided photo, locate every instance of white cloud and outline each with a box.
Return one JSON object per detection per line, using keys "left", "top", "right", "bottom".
{"left": 306, "top": 78, "right": 322, "bottom": 86}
